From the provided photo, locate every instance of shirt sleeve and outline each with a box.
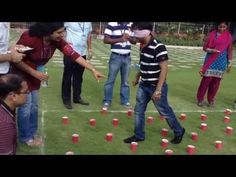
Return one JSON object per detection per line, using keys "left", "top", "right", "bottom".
{"left": 16, "top": 31, "right": 33, "bottom": 46}
{"left": 56, "top": 39, "right": 81, "bottom": 61}
{"left": 89, "top": 22, "right": 92, "bottom": 32}
{"left": 0, "top": 117, "right": 15, "bottom": 155}
{"left": 104, "top": 23, "right": 113, "bottom": 36}
{"left": 155, "top": 43, "right": 168, "bottom": 62}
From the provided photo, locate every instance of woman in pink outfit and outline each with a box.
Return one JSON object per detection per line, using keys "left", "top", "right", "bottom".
{"left": 196, "top": 22, "right": 233, "bottom": 107}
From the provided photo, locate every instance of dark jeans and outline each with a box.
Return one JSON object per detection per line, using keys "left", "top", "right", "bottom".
{"left": 61, "top": 55, "right": 86, "bottom": 104}
{"left": 134, "top": 82, "right": 184, "bottom": 139}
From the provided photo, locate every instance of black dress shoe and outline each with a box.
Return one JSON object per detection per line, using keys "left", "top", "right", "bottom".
{"left": 123, "top": 135, "right": 144, "bottom": 144}
{"left": 64, "top": 103, "right": 72, "bottom": 109}
{"left": 170, "top": 128, "right": 185, "bottom": 144}
{"left": 74, "top": 99, "right": 89, "bottom": 105}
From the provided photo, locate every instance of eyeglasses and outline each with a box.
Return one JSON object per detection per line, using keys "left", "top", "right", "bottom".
{"left": 16, "top": 90, "right": 30, "bottom": 95}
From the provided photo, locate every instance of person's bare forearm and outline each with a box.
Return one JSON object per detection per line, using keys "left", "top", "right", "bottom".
{"left": 0, "top": 54, "right": 11, "bottom": 62}
{"left": 156, "top": 60, "right": 168, "bottom": 92}
{"left": 75, "top": 56, "right": 96, "bottom": 71}
{"left": 15, "top": 61, "right": 37, "bottom": 78}
{"left": 103, "top": 35, "right": 124, "bottom": 44}
{"left": 87, "top": 33, "right": 92, "bottom": 50}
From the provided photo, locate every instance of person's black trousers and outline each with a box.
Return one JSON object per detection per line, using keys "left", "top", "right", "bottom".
{"left": 61, "top": 55, "right": 86, "bottom": 104}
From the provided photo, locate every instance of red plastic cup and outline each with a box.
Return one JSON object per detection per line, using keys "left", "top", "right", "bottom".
{"left": 215, "top": 140, "right": 223, "bottom": 149}
{"left": 186, "top": 145, "right": 196, "bottom": 155}
{"left": 130, "top": 142, "right": 138, "bottom": 152}
{"left": 200, "top": 123, "right": 207, "bottom": 131}
{"left": 147, "top": 116, "right": 154, "bottom": 124}
{"left": 225, "top": 126, "right": 233, "bottom": 135}
{"left": 65, "top": 151, "right": 74, "bottom": 155}
{"left": 165, "top": 149, "right": 173, "bottom": 156}
{"left": 224, "top": 109, "right": 232, "bottom": 116}
{"left": 161, "top": 128, "right": 168, "bottom": 137}
{"left": 62, "top": 116, "right": 69, "bottom": 125}
{"left": 191, "top": 132, "right": 198, "bottom": 141}
{"left": 106, "top": 133, "right": 113, "bottom": 142}
{"left": 161, "top": 139, "right": 169, "bottom": 148}
{"left": 112, "top": 118, "right": 119, "bottom": 127}
{"left": 127, "top": 109, "right": 133, "bottom": 117}
{"left": 224, "top": 116, "right": 230, "bottom": 123}
{"left": 89, "top": 118, "right": 96, "bottom": 127}
{"left": 180, "top": 113, "right": 187, "bottom": 120}
{"left": 200, "top": 114, "right": 207, "bottom": 121}
{"left": 159, "top": 115, "right": 165, "bottom": 121}
{"left": 72, "top": 134, "right": 79, "bottom": 143}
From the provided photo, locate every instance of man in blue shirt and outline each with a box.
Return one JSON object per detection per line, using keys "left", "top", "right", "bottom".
{"left": 61, "top": 22, "right": 93, "bottom": 109}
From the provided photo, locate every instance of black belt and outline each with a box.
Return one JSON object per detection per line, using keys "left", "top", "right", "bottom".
{"left": 112, "top": 52, "right": 130, "bottom": 57}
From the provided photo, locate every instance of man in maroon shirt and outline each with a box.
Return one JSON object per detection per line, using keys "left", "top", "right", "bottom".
{"left": 0, "top": 74, "right": 28, "bottom": 155}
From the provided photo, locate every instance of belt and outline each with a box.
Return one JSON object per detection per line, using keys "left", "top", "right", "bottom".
{"left": 112, "top": 52, "right": 130, "bottom": 57}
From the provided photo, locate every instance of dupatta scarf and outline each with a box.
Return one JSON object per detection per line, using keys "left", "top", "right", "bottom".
{"left": 201, "top": 30, "right": 232, "bottom": 74}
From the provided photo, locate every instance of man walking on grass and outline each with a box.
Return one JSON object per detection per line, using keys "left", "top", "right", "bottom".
{"left": 124, "top": 22, "right": 185, "bottom": 144}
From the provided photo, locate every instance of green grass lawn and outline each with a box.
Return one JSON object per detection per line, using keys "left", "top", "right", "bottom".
{"left": 11, "top": 29, "right": 236, "bottom": 155}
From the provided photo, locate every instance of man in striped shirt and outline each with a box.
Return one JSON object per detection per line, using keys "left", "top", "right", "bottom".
{"left": 124, "top": 22, "right": 185, "bottom": 144}
{"left": 102, "top": 22, "right": 136, "bottom": 110}
{"left": 0, "top": 74, "right": 28, "bottom": 155}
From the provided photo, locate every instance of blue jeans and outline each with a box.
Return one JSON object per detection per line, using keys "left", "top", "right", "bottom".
{"left": 103, "top": 53, "right": 131, "bottom": 105}
{"left": 134, "top": 82, "right": 183, "bottom": 140}
{"left": 17, "top": 90, "right": 39, "bottom": 143}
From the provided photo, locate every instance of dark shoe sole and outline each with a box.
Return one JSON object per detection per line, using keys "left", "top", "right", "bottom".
{"left": 64, "top": 104, "right": 72, "bottom": 109}
{"left": 170, "top": 128, "right": 185, "bottom": 144}
{"left": 74, "top": 100, "right": 89, "bottom": 105}
{"left": 123, "top": 136, "right": 144, "bottom": 144}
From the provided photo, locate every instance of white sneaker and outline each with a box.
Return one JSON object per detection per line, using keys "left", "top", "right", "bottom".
{"left": 122, "top": 102, "right": 132, "bottom": 109}
{"left": 102, "top": 103, "right": 109, "bottom": 110}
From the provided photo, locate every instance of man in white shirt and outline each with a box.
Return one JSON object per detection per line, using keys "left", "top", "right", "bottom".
{"left": 0, "top": 22, "right": 25, "bottom": 75}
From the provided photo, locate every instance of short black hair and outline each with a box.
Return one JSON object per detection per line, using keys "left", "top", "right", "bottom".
{"left": 131, "top": 22, "right": 153, "bottom": 31}
{"left": 215, "top": 22, "right": 229, "bottom": 27}
{"left": 29, "top": 22, "right": 64, "bottom": 37}
{"left": 0, "top": 74, "right": 25, "bottom": 99}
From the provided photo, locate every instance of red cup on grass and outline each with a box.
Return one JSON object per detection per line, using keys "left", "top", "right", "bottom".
{"left": 165, "top": 149, "right": 173, "bottom": 156}
{"left": 65, "top": 151, "right": 74, "bottom": 155}
{"left": 127, "top": 109, "right": 133, "bottom": 117}
{"left": 161, "top": 128, "right": 168, "bottom": 137}
{"left": 224, "top": 109, "right": 232, "bottom": 116}
{"left": 72, "top": 134, "right": 79, "bottom": 143}
{"left": 200, "top": 123, "right": 207, "bottom": 131}
{"left": 112, "top": 118, "right": 119, "bottom": 127}
{"left": 215, "top": 140, "right": 223, "bottom": 150}
{"left": 180, "top": 113, "right": 187, "bottom": 120}
{"left": 225, "top": 126, "right": 233, "bottom": 135}
{"left": 89, "top": 118, "right": 96, "bottom": 127}
{"left": 186, "top": 145, "right": 196, "bottom": 155}
{"left": 62, "top": 116, "right": 69, "bottom": 125}
{"left": 106, "top": 133, "right": 113, "bottom": 142}
{"left": 147, "top": 116, "right": 154, "bottom": 124}
{"left": 161, "top": 139, "right": 169, "bottom": 148}
{"left": 200, "top": 114, "right": 207, "bottom": 121}
{"left": 130, "top": 142, "right": 138, "bottom": 152}
{"left": 191, "top": 132, "right": 198, "bottom": 141}
{"left": 224, "top": 116, "right": 230, "bottom": 123}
